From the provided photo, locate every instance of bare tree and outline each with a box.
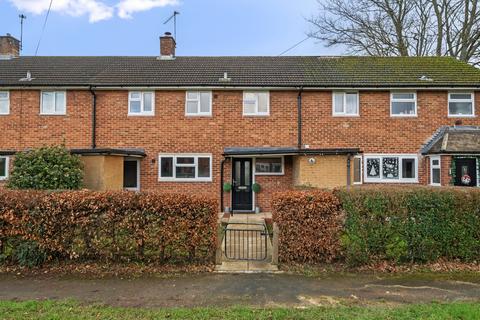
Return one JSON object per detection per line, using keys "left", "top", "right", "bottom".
{"left": 308, "top": 0, "right": 480, "bottom": 65}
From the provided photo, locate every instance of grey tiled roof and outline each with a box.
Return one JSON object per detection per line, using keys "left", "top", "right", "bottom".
{"left": 1, "top": 56, "right": 479, "bottom": 87}
{"left": 422, "top": 126, "right": 480, "bottom": 154}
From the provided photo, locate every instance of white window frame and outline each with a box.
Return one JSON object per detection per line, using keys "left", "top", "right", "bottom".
{"left": 185, "top": 91, "right": 212, "bottom": 116}
{"left": 158, "top": 153, "right": 212, "bottom": 182}
{"left": 332, "top": 91, "right": 359, "bottom": 116}
{"left": 448, "top": 92, "right": 475, "bottom": 117}
{"left": 353, "top": 155, "right": 363, "bottom": 185}
{"left": 0, "top": 91, "right": 10, "bottom": 115}
{"left": 128, "top": 91, "right": 155, "bottom": 116}
{"left": 40, "top": 91, "right": 67, "bottom": 115}
{"left": 243, "top": 91, "right": 270, "bottom": 116}
{"left": 0, "top": 156, "right": 9, "bottom": 180}
{"left": 364, "top": 154, "right": 418, "bottom": 183}
{"left": 430, "top": 156, "right": 441, "bottom": 186}
{"left": 253, "top": 156, "right": 284, "bottom": 176}
{"left": 390, "top": 92, "right": 417, "bottom": 117}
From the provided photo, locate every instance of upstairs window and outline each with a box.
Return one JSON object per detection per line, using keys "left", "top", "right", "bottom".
{"left": 255, "top": 157, "right": 284, "bottom": 175}
{"left": 0, "top": 91, "right": 9, "bottom": 115}
{"left": 128, "top": 92, "right": 154, "bottom": 116}
{"left": 243, "top": 91, "right": 269, "bottom": 116}
{"left": 0, "top": 156, "right": 8, "bottom": 180}
{"left": 364, "top": 154, "right": 418, "bottom": 183}
{"left": 448, "top": 92, "right": 474, "bottom": 117}
{"left": 333, "top": 92, "right": 359, "bottom": 116}
{"left": 41, "top": 91, "right": 66, "bottom": 115}
{"left": 186, "top": 91, "right": 212, "bottom": 116}
{"left": 391, "top": 92, "right": 417, "bottom": 116}
{"left": 159, "top": 154, "right": 212, "bottom": 182}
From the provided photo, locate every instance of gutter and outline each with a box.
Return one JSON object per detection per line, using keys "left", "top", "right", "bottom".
{"left": 89, "top": 86, "right": 97, "bottom": 149}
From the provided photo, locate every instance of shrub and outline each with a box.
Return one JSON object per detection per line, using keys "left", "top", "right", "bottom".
{"left": 271, "top": 190, "right": 344, "bottom": 263}
{"left": 335, "top": 186, "right": 480, "bottom": 266}
{"left": 7, "top": 145, "right": 83, "bottom": 190}
{"left": 0, "top": 191, "right": 218, "bottom": 266}
{"left": 14, "top": 240, "right": 47, "bottom": 268}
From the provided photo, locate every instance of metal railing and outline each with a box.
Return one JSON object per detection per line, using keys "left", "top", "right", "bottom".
{"left": 224, "top": 222, "right": 268, "bottom": 261}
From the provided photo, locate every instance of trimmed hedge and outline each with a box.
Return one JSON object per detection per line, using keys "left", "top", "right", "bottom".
{"left": 335, "top": 186, "right": 480, "bottom": 266}
{"left": 0, "top": 191, "right": 218, "bottom": 266}
{"left": 272, "top": 186, "right": 480, "bottom": 266}
{"left": 271, "top": 190, "right": 344, "bottom": 263}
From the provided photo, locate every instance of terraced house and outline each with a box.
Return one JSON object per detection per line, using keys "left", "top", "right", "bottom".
{"left": 1, "top": 32, "right": 480, "bottom": 212}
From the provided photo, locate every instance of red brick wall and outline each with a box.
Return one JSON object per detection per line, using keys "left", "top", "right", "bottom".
{"left": 2, "top": 89, "right": 480, "bottom": 209}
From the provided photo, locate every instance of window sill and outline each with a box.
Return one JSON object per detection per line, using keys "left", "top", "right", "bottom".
{"left": 185, "top": 114, "right": 213, "bottom": 117}
{"left": 243, "top": 114, "right": 270, "bottom": 117}
{"left": 332, "top": 114, "right": 360, "bottom": 117}
{"left": 127, "top": 113, "right": 155, "bottom": 117}
{"left": 254, "top": 172, "right": 284, "bottom": 176}
{"left": 158, "top": 178, "right": 212, "bottom": 183}
{"left": 447, "top": 115, "right": 476, "bottom": 118}
{"left": 390, "top": 114, "right": 417, "bottom": 118}
{"left": 364, "top": 180, "right": 419, "bottom": 184}
{"left": 40, "top": 113, "right": 67, "bottom": 116}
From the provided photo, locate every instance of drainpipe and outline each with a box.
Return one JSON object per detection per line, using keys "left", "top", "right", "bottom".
{"left": 297, "top": 87, "right": 303, "bottom": 149}
{"left": 220, "top": 157, "right": 226, "bottom": 212}
{"left": 89, "top": 86, "right": 97, "bottom": 149}
{"left": 346, "top": 154, "right": 352, "bottom": 190}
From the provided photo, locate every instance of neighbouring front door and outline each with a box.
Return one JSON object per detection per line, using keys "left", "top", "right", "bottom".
{"left": 123, "top": 159, "right": 139, "bottom": 190}
{"left": 232, "top": 158, "right": 253, "bottom": 211}
{"left": 454, "top": 158, "right": 477, "bottom": 187}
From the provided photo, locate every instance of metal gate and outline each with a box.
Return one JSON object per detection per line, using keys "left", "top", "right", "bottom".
{"left": 224, "top": 222, "right": 268, "bottom": 261}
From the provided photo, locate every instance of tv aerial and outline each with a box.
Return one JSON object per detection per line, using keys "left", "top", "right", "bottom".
{"left": 163, "top": 11, "right": 180, "bottom": 42}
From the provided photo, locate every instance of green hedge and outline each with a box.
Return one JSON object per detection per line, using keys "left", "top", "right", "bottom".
{"left": 334, "top": 186, "right": 480, "bottom": 266}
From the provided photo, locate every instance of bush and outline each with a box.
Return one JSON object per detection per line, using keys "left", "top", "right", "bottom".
{"left": 14, "top": 240, "right": 47, "bottom": 268}
{"left": 271, "top": 190, "right": 344, "bottom": 263}
{"left": 7, "top": 145, "right": 83, "bottom": 190}
{"left": 0, "top": 191, "right": 218, "bottom": 266}
{"left": 334, "top": 186, "right": 480, "bottom": 266}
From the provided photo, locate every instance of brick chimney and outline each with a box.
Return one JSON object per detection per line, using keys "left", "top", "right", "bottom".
{"left": 160, "top": 32, "right": 176, "bottom": 58}
{"left": 0, "top": 34, "right": 20, "bottom": 58}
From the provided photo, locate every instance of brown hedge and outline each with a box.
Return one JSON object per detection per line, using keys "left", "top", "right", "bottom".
{"left": 271, "top": 190, "right": 344, "bottom": 263}
{"left": 0, "top": 190, "right": 218, "bottom": 264}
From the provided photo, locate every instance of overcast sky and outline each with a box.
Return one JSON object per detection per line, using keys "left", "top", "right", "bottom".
{"left": 0, "top": 0, "right": 342, "bottom": 56}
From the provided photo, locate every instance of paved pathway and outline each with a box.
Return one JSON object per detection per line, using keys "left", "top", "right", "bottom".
{"left": 1, "top": 273, "right": 479, "bottom": 307}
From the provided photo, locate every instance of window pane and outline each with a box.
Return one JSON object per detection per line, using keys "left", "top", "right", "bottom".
{"left": 258, "top": 93, "right": 268, "bottom": 113}
{"left": 432, "top": 168, "right": 441, "bottom": 184}
{"left": 432, "top": 159, "right": 440, "bottom": 166}
{"left": 392, "top": 102, "right": 416, "bottom": 115}
{"left": 0, "top": 100, "right": 8, "bottom": 114}
{"left": 176, "top": 157, "right": 194, "bottom": 165}
{"left": 353, "top": 157, "right": 361, "bottom": 183}
{"left": 0, "top": 92, "right": 8, "bottom": 99}
{"left": 55, "top": 92, "right": 65, "bottom": 113}
{"left": 255, "top": 158, "right": 282, "bottom": 173}
{"left": 244, "top": 101, "right": 256, "bottom": 114}
{"left": 345, "top": 93, "right": 358, "bottom": 114}
{"left": 176, "top": 166, "right": 195, "bottom": 178}
{"left": 366, "top": 158, "right": 380, "bottom": 178}
{"left": 450, "top": 93, "right": 471, "bottom": 100}
{"left": 143, "top": 93, "right": 153, "bottom": 112}
{"left": 334, "top": 93, "right": 344, "bottom": 113}
{"left": 130, "top": 100, "right": 141, "bottom": 113}
{"left": 187, "top": 101, "right": 198, "bottom": 114}
{"left": 42, "top": 92, "right": 55, "bottom": 113}
{"left": 392, "top": 93, "right": 415, "bottom": 100}
{"left": 198, "top": 157, "right": 210, "bottom": 177}
{"left": 160, "top": 157, "right": 173, "bottom": 177}
{"left": 383, "top": 157, "right": 399, "bottom": 179}
{"left": 187, "top": 92, "right": 199, "bottom": 100}
{"left": 200, "top": 92, "right": 211, "bottom": 113}
{"left": 130, "top": 92, "right": 141, "bottom": 100}
{"left": 244, "top": 161, "right": 250, "bottom": 185}
{"left": 0, "top": 158, "right": 6, "bottom": 177}
{"left": 402, "top": 158, "right": 415, "bottom": 179}
{"left": 449, "top": 102, "right": 473, "bottom": 115}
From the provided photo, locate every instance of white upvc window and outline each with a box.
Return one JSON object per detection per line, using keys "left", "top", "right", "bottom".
{"left": 159, "top": 154, "right": 212, "bottom": 182}
{"left": 391, "top": 92, "right": 417, "bottom": 116}
{"left": 128, "top": 92, "right": 154, "bottom": 116}
{"left": 243, "top": 91, "right": 270, "bottom": 116}
{"left": 332, "top": 91, "right": 359, "bottom": 116}
{"left": 430, "top": 156, "right": 441, "bottom": 186}
{"left": 448, "top": 92, "right": 475, "bottom": 117}
{"left": 0, "top": 156, "right": 9, "bottom": 180}
{"left": 185, "top": 91, "right": 212, "bottom": 116}
{"left": 41, "top": 91, "right": 66, "bottom": 115}
{"left": 353, "top": 155, "right": 363, "bottom": 184}
{"left": 0, "top": 91, "right": 10, "bottom": 115}
{"left": 364, "top": 154, "right": 418, "bottom": 183}
{"left": 254, "top": 157, "right": 284, "bottom": 175}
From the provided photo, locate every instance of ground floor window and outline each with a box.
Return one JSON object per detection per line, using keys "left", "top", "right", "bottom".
{"left": 123, "top": 159, "right": 139, "bottom": 190}
{"left": 159, "top": 154, "right": 212, "bottom": 182}
{"left": 453, "top": 157, "right": 478, "bottom": 187}
{"left": 254, "top": 157, "right": 283, "bottom": 175}
{"left": 430, "top": 156, "right": 441, "bottom": 186}
{"left": 353, "top": 156, "right": 362, "bottom": 184}
{"left": 0, "top": 156, "right": 8, "bottom": 180}
{"left": 364, "top": 154, "right": 418, "bottom": 183}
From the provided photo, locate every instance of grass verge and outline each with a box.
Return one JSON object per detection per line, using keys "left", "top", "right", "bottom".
{"left": 1, "top": 300, "right": 480, "bottom": 320}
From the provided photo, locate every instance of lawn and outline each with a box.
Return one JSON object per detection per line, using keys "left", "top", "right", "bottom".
{"left": 1, "top": 300, "right": 480, "bottom": 320}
